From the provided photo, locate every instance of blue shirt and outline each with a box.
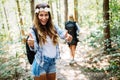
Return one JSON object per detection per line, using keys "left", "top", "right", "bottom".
{"left": 29, "top": 24, "right": 66, "bottom": 67}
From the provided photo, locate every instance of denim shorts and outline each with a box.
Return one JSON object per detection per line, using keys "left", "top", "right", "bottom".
{"left": 32, "top": 56, "right": 56, "bottom": 76}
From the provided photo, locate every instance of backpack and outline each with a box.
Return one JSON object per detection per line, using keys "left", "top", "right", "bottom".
{"left": 65, "top": 21, "right": 77, "bottom": 38}
{"left": 26, "top": 27, "right": 39, "bottom": 65}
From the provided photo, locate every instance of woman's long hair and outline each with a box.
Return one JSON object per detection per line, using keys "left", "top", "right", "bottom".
{"left": 33, "top": 3, "right": 58, "bottom": 46}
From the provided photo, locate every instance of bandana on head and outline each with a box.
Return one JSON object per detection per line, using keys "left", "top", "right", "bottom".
{"left": 35, "top": 7, "right": 50, "bottom": 13}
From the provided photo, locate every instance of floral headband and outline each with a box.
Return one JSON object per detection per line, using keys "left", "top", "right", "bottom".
{"left": 35, "top": 7, "right": 50, "bottom": 13}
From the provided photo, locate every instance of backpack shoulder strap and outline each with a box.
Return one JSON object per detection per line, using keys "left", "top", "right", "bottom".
{"left": 65, "top": 21, "right": 72, "bottom": 29}
{"left": 72, "top": 21, "right": 77, "bottom": 29}
{"left": 32, "top": 27, "right": 39, "bottom": 44}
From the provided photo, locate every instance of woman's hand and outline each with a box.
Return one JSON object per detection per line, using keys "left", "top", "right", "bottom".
{"left": 27, "top": 33, "right": 34, "bottom": 48}
{"left": 65, "top": 31, "right": 73, "bottom": 42}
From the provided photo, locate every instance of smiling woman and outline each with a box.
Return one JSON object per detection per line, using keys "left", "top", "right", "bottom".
{"left": 27, "top": 3, "right": 72, "bottom": 80}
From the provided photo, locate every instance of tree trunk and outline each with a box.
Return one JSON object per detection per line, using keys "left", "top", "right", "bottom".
{"left": 1, "top": 2, "right": 12, "bottom": 41}
{"left": 56, "top": 0, "right": 61, "bottom": 26}
{"left": 103, "top": 0, "right": 111, "bottom": 51}
{"left": 48, "top": 0, "right": 53, "bottom": 19}
{"left": 64, "top": 0, "right": 68, "bottom": 21}
{"left": 16, "top": 0, "right": 25, "bottom": 43}
{"left": 30, "top": 0, "right": 34, "bottom": 20}
{"left": 3, "top": 4, "right": 10, "bottom": 30}
{"left": 16, "top": 0, "right": 23, "bottom": 26}
{"left": 74, "top": 0, "right": 78, "bottom": 22}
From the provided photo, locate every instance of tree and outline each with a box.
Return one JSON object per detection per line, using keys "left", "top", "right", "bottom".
{"left": 1, "top": 0, "right": 12, "bottom": 41}
{"left": 74, "top": 0, "right": 78, "bottom": 22}
{"left": 103, "top": 0, "right": 111, "bottom": 51}
{"left": 56, "top": 0, "right": 61, "bottom": 26}
{"left": 16, "top": 0, "right": 25, "bottom": 43}
{"left": 48, "top": 0, "right": 53, "bottom": 17}
{"left": 2, "top": 2, "right": 10, "bottom": 30}
{"left": 30, "top": 0, "right": 34, "bottom": 20}
{"left": 64, "top": 0, "right": 68, "bottom": 21}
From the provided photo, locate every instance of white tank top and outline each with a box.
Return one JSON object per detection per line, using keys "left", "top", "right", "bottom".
{"left": 42, "top": 36, "right": 56, "bottom": 58}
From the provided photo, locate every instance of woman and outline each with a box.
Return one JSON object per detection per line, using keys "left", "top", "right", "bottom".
{"left": 65, "top": 15, "right": 80, "bottom": 65}
{"left": 27, "top": 3, "right": 72, "bottom": 80}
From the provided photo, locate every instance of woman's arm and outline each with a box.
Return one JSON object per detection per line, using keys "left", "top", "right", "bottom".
{"left": 54, "top": 24, "right": 66, "bottom": 39}
{"left": 76, "top": 23, "right": 80, "bottom": 32}
{"left": 54, "top": 24, "right": 72, "bottom": 42}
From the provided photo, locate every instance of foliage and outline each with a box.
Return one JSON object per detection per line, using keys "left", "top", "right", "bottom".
{"left": 109, "top": 0, "right": 120, "bottom": 50}
{"left": 0, "top": 56, "right": 23, "bottom": 79}
{"left": 86, "top": 29, "right": 104, "bottom": 48}
{"left": 85, "top": 51, "right": 120, "bottom": 79}
{"left": 0, "top": 44, "right": 24, "bottom": 79}
{"left": 105, "top": 54, "right": 120, "bottom": 79}
{"left": 86, "top": 0, "right": 120, "bottom": 52}
{"left": 0, "top": 37, "right": 32, "bottom": 79}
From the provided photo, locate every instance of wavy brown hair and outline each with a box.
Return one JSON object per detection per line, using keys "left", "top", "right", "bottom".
{"left": 33, "top": 3, "right": 58, "bottom": 46}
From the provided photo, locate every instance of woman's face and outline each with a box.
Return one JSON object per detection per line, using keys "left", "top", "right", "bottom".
{"left": 38, "top": 11, "right": 49, "bottom": 25}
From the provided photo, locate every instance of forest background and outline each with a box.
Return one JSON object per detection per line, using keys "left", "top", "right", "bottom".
{"left": 0, "top": 0, "right": 120, "bottom": 80}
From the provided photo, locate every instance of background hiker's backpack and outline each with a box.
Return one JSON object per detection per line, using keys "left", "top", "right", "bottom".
{"left": 65, "top": 21, "right": 77, "bottom": 38}
{"left": 26, "top": 27, "right": 39, "bottom": 65}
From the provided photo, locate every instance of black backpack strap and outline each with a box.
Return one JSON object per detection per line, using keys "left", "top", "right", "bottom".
{"left": 32, "top": 27, "right": 39, "bottom": 44}
{"left": 73, "top": 22, "right": 77, "bottom": 30}
{"left": 65, "top": 21, "right": 70, "bottom": 29}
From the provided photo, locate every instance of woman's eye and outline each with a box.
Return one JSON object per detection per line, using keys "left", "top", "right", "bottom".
{"left": 45, "top": 14, "right": 48, "bottom": 16}
{"left": 39, "top": 14, "right": 43, "bottom": 16}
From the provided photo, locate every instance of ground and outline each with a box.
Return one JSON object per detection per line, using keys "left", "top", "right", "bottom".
{"left": 56, "top": 27, "right": 110, "bottom": 80}
{"left": 56, "top": 43, "right": 109, "bottom": 80}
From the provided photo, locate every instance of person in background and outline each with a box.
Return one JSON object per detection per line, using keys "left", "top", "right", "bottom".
{"left": 27, "top": 3, "right": 72, "bottom": 80}
{"left": 65, "top": 15, "right": 80, "bottom": 65}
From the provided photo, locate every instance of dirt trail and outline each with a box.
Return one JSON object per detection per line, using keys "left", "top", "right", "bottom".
{"left": 56, "top": 43, "right": 89, "bottom": 80}
{"left": 56, "top": 27, "right": 109, "bottom": 80}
